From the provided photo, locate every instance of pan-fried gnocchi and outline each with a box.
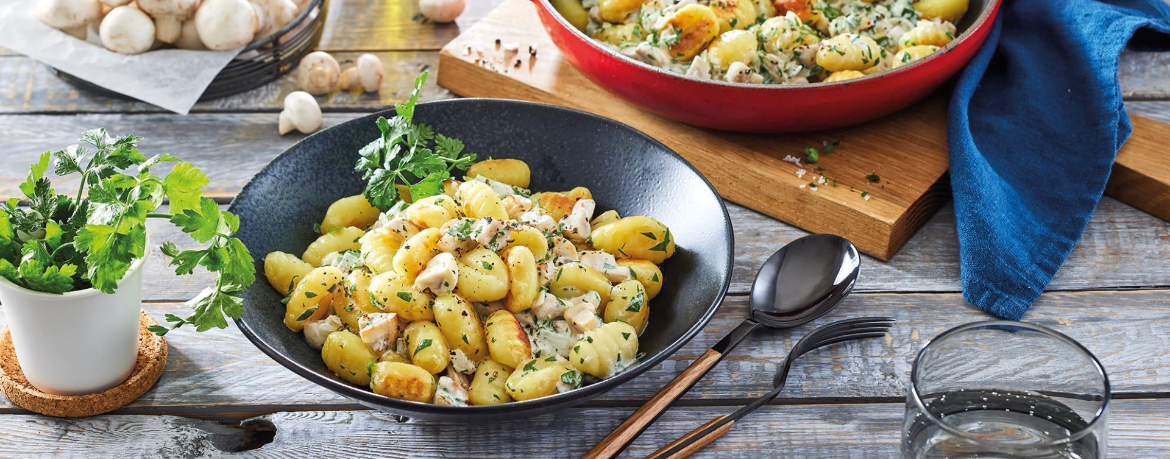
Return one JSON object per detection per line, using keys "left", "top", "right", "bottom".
{"left": 263, "top": 158, "right": 676, "bottom": 405}
{"left": 557, "top": 0, "right": 966, "bottom": 84}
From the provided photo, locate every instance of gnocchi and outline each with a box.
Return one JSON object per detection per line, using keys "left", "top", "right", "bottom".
{"left": 263, "top": 157, "right": 675, "bottom": 405}
{"left": 563, "top": 0, "right": 966, "bottom": 84}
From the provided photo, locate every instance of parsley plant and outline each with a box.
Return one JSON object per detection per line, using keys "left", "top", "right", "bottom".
{"left": 0, "top": 129, "right": 254, "bottom": 336}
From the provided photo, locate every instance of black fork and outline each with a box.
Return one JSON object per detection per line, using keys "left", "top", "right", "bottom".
{"left": 643, "top": 317, "right": 896, "bottom": 459}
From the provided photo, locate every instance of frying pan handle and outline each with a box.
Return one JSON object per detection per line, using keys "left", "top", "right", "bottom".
{"left": 580, "top": 348, "right": 725, "bottom": 459}
{"left": 643, "top": 415, "right": 734, "bottom": 459}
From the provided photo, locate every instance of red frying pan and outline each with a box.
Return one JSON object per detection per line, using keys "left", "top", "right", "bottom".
{"left": 529, "top": 0, "right": 1001, "bottom": 133}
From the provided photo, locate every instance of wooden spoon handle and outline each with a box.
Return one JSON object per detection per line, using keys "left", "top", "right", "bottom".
{"left": 643, "top": 415, "right": 734, "bottom": 459}
{"left": 580, "top": 348, "right": 724, "bottom": 459}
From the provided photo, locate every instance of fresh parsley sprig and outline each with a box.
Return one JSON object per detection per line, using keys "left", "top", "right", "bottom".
{"left": 355, "top": 72, "right": 477, "bottom": 211}
{"left": 0, "top": 129, "right": 255, "bottom": 336}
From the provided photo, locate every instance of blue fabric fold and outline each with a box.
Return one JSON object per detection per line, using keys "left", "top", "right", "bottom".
{"left": 948, "top": 0, "right": 1170, "bottom": 320}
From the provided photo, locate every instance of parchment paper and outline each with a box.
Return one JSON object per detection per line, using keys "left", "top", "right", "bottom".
{"left": 0, "top": 0, "right": 241, "bottom": 114}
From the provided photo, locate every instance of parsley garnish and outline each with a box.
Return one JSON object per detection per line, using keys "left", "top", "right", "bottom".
{"left": 481, "top": 261, "right": 493, "bottom": 271}
{"left": 865, "top": 172, "right": 880, "bottom": 183}
{"left": 625, "top": 288, "right": 645, "bottom": 313}
{"left": 397, "top": 291, "right": 413, "bottom": 302}
{"left": 295, "top": 306, "right": 318, "bottom": 321}
{"left": 413, "top": 338, "right": 433, "bottom": 355}
{"left": 561, "top": 370, "right": 582, "bottom": 388}
{"left": 0, "top": 130, "right": 254, "bottom": 336}
{"left": 354, "top": 72, "right": 477, "bottom": 212}
{"left": 648, "top": 229, "right": 672, "bottom": 253}
{"left": 803, "top": 146, "right": 820, "bottom": 164}
{"left": 523, "top": 360, "right": 537, "bottom": 372}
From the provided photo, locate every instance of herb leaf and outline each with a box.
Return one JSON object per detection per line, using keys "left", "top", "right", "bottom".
{"left": 354, "top": 72, "right": 476, "bottom": 211}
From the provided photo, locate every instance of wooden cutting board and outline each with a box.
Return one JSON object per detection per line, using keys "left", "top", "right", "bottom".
{"left": 437, "top": 0, "right": 1170, "bottom": 260}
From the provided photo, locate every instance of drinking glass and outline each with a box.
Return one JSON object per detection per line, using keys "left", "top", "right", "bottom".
{"left": 903, "top": 321, "right": 1110, "bottom": 458}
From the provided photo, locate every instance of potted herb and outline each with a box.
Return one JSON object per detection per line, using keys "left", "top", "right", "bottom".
{"left": 0, "top": 129, "right": 254, "bottom": 395}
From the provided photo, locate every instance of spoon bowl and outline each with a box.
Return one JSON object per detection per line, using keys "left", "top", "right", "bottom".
{"left": 750, "top": 234, "right": 861, "bottom": 328}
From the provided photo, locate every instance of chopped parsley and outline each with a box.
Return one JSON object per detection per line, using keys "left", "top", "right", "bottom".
{"left": 296, "top": 307, "right": 318, "bottom": 321}
{"left": 397, "top": 291, "right": 413, "bottom": 302}
{"left": 625, "top": 288, "right": 645, "bottom": 313}
{"left": 413, "top": 338, "right": 433, "bottom": 355}
{"left": 648, "top": 229, "right": 671, "bottom": 253}
{"left": 865, "top": 172, "right": 880, "bottom": 183}
{"left": 560, "top": 370, "right": 582, "bottom": 388}
{"left": 804, "top": 146, "right": 820, "bottom": 164}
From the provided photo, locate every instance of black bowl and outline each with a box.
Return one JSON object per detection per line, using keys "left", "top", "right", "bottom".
{"left": 230, "top": 99, "right": 734, "bottom": 421}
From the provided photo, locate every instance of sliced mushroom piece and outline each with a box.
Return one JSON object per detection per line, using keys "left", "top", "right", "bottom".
{"left": 358, "top": 312, "right": 400, "bottom": 354}
{"left": 413, "top": 252, "right": 458, "bottom": 295}
{"left": 579, "top": 250, "right": 630, "bottom": 283}
{"left": 561, "top": 198, "right": 595, "bottom": 244}
{"left": 532, "top": 292, "right": 569, "bottom": 321}
{"left": 303, "top": 315, "right": 343, "bottom": 349}
{"left": 564, "top": 302, "right": 599, "bottom": 333}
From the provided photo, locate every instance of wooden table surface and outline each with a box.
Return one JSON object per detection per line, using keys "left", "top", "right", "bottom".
{"left": 2, "top": 1, "right": 1169, "bottom": 457}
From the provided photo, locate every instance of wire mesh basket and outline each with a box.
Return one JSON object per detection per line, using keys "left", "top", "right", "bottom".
{"left": 52, "top": 0, "right": 328, "bottom": 103}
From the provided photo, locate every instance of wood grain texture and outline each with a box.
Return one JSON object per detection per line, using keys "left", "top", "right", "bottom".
{"left": 1107, "top": 114, "right": 1170, "bottom": 221}
{"left": 645, "top": 414, "right": 733, "bottom": 459}
{"left": 0, "top": 400, "right": 1167, "bottom": 458}
{"left": 3, "top": 115, "right": 1166, "bottom": 297}
{"left": 438, "top": 0, "right": 955, "bottom": 260}
{"left": 2, "top": 289, "right": 1166, "bottom": 410}
{"left": 583, "top": 349, "right": 724, "bottom": 459}
{"left": 0, "top": 52, "right": 450, "bottom": 114}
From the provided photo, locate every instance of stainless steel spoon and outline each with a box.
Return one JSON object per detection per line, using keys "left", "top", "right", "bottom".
{"left": 581, "top": 234, "right": 861, "bottom": 459}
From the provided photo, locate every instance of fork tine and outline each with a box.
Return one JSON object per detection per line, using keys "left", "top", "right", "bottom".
{"left": 795, "top": 328, "right": 892, "bottom": 356}
{"left": 794, "top": 318, "right": 894, "bottom": 350}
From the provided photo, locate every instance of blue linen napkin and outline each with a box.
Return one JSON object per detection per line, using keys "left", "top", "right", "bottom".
{"left": 948, "top": 0, "right": 1170, "bottom": 320}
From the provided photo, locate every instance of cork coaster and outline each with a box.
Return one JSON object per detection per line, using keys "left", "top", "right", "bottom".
{"left": 0, "top": 310, "right": 167, "bottom": 417}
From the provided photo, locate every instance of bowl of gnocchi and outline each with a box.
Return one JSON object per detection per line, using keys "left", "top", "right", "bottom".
{"left": 532, "top": 0, "right": 1001, "bottom": 132}
{"left": 230, "top": 96, "right": 733, "bottom": 421}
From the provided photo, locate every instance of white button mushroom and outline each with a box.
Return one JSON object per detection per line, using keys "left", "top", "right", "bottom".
{"left": 297, "top": 51, "right": 341, "bottom": 95}
{"left": 249, "top": 0, "right": 299, "bottom": 40}
{"left": 278, "top": 91, "right": 322, "bottom": 135}
{"left": 194, "top": 0, "right": 258, "bottom": 51}
{"left": 137, "top": 0, "right": 199, "bottom": 43}
{"left": 174, "top": 17, "right": 204, "bottom": 50}
{"left": 340, "top": 53, "right": 385, "bottom": 93}
{"left": 99, "top": 0, "right": 130, "bottom": 6}
{"left": 36, "top": 0, "right": 102, "bottom": 31}
{"left": 99, "top": 6, "right": 156, "bottom": 54}
{"left": 418, "top": 0, "right": 464, "bottom": 23}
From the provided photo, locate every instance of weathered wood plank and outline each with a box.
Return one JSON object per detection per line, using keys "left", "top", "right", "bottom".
{"left": 315, "top": 0, "right": 499, "bottom": 52}
{"left": 2, "top": 289, "right": 1166, "bottom": 410}
{"left": 2, "top": 400, "right": 1168, "bottom": 457}
{"left": 0, "top": 48, "right": 1165, "bottom": 114}
{"left": 2, "top": 111, "right": 1168, "bottom": 297}
{"left": 0, "top": 52, "right": 450, "bottom": 114}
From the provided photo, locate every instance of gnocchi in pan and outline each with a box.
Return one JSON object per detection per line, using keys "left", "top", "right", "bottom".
{"left": 557, "top": 0, "right": 968, "bottom": 84}
{"left": 263, "top": 159, "right": 676, "bottom": 405}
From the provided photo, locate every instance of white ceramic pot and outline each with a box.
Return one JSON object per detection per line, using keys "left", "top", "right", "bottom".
{"left": 0, "top": 254, "right": 146, "bottom": 395}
